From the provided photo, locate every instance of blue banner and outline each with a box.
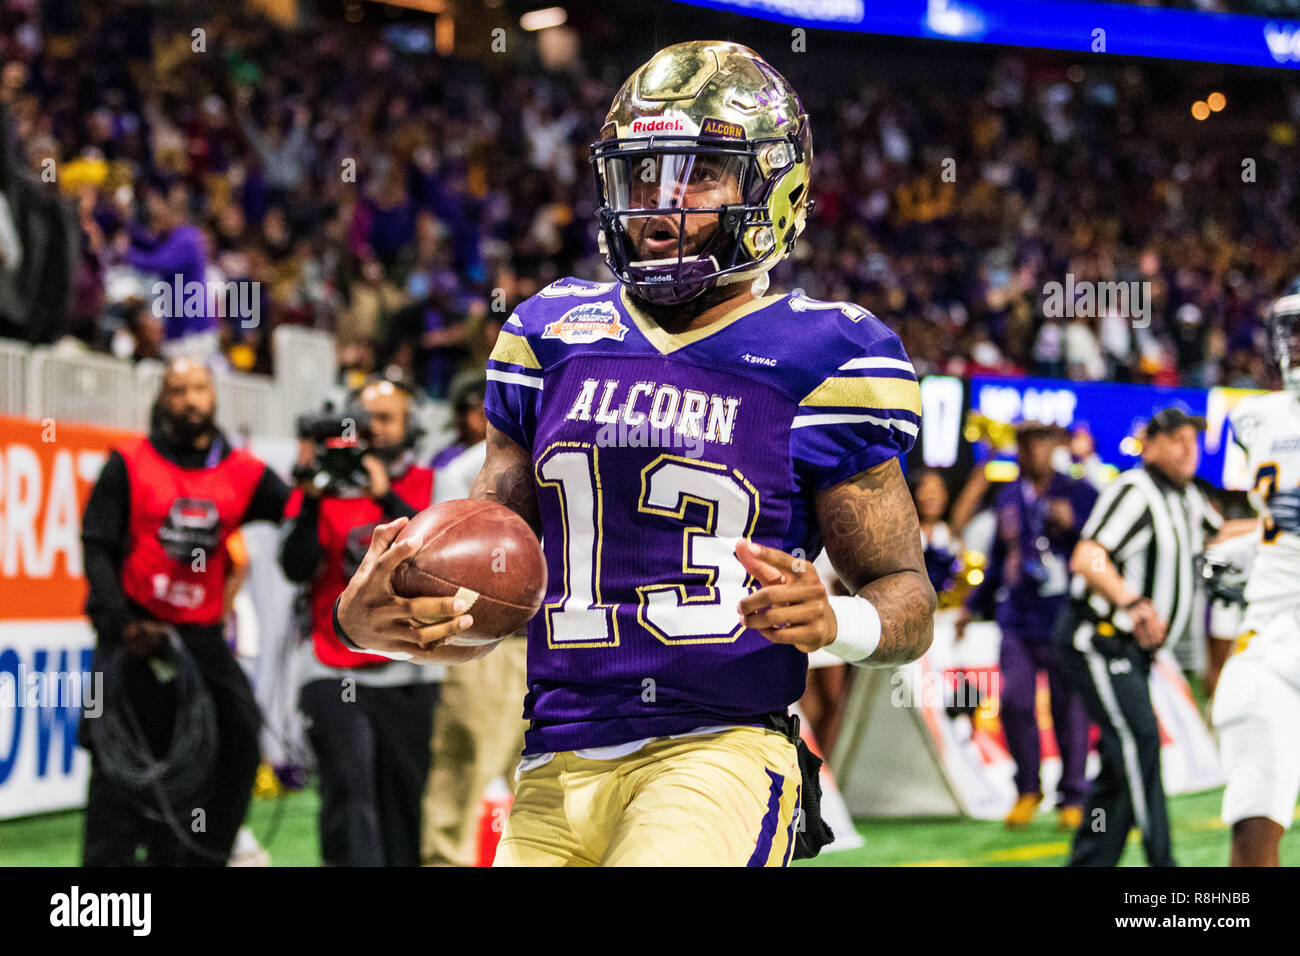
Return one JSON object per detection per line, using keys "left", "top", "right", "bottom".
{"left": 676, "top": 0, "right": 1300, "bottom": 69}
{"left": 966, "top": 377, "right": 1263, "bottom": 489}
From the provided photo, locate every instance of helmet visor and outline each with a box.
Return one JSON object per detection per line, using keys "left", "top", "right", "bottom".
{"left": 600, "top": 151, "right": 751, "bottom": 212}
{"left": 597, "top": 145, "right": 761, "bottom": 263}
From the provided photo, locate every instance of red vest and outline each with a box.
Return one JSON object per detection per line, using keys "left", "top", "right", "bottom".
{"left": 118, "top": 437, "right": 266, "bottom": 627}
{"left": 285, "top": 465, "right": 434, "bottom": 668}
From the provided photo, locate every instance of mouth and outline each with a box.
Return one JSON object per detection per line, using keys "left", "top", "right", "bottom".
{"left": 635, "top": 216, "right": 686, "bottom": 259}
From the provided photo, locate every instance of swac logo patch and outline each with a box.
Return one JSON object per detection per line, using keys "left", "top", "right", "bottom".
{"left": 701, "top": 117, "right": 744, "bottom": 139}
{"left": 543, "top": 302, "right": 629, "bottom": 344}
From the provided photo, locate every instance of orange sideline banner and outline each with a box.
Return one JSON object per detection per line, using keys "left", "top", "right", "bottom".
{"left": 0, "top": 415, "right": 139, "bottom": 819}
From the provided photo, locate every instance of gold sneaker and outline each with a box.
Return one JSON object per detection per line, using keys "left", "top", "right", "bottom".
{"left": 1057, "top": 805, "right": 1084, "bottom": 832}
{"left": 1004, "top": 792, "right": 1043, "bottom": 829}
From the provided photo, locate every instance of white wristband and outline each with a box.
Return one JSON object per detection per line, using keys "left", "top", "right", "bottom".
{"left": 825, "top": 595, "right": 882, "bottom": 663}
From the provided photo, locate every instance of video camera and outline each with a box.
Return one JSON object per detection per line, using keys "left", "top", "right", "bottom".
{"left": 294, "top": 405, "right": 373, "bottom": 495}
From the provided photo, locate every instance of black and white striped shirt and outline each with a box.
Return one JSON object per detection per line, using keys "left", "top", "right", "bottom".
{"left": 1070, "top": 465, "right": 1222, "bottom": 650}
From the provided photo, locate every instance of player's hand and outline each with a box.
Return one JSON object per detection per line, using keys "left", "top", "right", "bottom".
{"left": 336, "top": 517, "right": 476, "bottom": 662}
{"left": 123, "top": 619, "right": 170, "bottom": 658}
{"left": 734, "top": 540, "right": 837, "bottom": 654}
{"left": 361, "top": 454, "right": 390, "bottom": 499}
{"left": 954, "top": 606, "right": 972, "bottom": 642}
{"left": 295, "top": 440, "right": 323, "bottom": 497}
{"left": 1047, "top": 499, "right": 1075, "bottom": 532}
{"left": 1127, "top": 598, "right": 1167, "bottom": 650}
{"left": 1267, "top": 489, "right": 1300, "bottom": 536}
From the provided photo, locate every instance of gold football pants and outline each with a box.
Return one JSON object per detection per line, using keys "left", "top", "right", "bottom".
{"left": 494, "top": 726, "right": 801, "bottom": 867}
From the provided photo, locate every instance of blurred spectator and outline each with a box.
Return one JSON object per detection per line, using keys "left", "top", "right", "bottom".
{"left": 910, "top": 468, "right": 962, "bottom": 597}
{"left": 955, "top": 423, "right": 1098, "bottom": 831}
{"left": 432, "top": 369, "right": 487, "bottom": 470}
{"left": 122, "top": 176, "right": 217, "bottom": 358}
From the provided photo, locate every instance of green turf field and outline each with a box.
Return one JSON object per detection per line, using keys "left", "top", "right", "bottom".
{"left": 2, "top": 785, "right": 1295, "bottom": 866}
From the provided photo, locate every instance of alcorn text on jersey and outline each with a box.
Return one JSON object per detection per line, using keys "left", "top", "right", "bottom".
{"left": 484, "top": 278, "right": 919, "bottom": 753}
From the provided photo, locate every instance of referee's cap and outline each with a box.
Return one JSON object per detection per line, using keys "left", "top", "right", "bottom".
{"left": 1143, "top": 405, "right": 1207, "bottom": 438}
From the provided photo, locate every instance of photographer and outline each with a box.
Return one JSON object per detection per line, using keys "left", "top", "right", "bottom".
{"left": 279, "top": 377, "right": 441, "bottom": 866}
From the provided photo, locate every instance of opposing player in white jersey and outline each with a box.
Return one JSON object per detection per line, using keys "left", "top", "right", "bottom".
{"left": 1214, "top": 279, "right": 1300, "bottom": 866}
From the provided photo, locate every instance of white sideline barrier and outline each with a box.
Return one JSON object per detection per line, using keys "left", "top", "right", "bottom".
{"left": 0, "top": 339, "right": 29, "bottom": 417}
{"left": 0, "top": 332, "right": 343, "bottom": 438}
{"left": 26, "top": 347, "right": 147, "bottom": 431}
{"left": 216, "top": 372, "right": 280, "bottom": 443}
{"left": 273, "top": 325, "right": 337, "bottom": 422}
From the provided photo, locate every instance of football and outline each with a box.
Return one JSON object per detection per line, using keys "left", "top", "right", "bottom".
{"left": 390, "top": 499, "right": 547, "bottom": 650}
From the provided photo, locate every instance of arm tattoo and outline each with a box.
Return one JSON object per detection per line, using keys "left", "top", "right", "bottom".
{"left": 815, "top": 458, "right": 937, "bottom": 665}
{"left": 469, "top": 425, "right": 541, "bottom": 536}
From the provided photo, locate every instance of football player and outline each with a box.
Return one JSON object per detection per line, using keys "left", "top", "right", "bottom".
{"left": 1213, "top": 278, "right": 1300, "bottom": 866}
{"left": 337, "top": 41, "right": 935, "bottom": 865}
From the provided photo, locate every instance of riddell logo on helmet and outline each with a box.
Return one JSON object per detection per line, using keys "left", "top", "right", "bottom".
{"left": 630, "top": 117, "right": 686, "bottom": 134}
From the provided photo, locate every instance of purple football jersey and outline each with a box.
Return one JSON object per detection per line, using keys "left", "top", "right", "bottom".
{"left": 485, "top": 278, "right": 920, "bottom": 753}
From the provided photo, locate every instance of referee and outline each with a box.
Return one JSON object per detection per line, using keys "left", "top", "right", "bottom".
{"left": 1057, "top": 406, "right": 1222, "bottom": 867}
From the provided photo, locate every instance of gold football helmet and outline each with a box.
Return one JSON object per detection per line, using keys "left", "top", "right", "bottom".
{"left": 591, "top": 41, "right": 813, "bottom": 306}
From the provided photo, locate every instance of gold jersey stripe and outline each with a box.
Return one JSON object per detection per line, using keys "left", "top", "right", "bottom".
{"left": 488, "top": 331, "right": 542, "bottom": 370}
{"left": 799, "top": 375, "right": 922, "bottom": 415}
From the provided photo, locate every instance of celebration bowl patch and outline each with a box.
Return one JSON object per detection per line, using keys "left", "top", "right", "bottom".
{"left": 543, "top": 302, "right": 629, "bottom": 344}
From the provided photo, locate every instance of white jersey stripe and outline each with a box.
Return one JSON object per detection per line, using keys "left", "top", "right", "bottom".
{"left": 836, "top": 356, "right": 916, "bottom": 374}
{"left": 790, "top": 412, "right": 919, "bottom": 436}
{"left": 486, "top": 369, "right": 544, "bottom": 390}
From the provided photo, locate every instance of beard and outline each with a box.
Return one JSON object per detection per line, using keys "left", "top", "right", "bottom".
{"left": 162, "top": 408, "right": 215, "bottom": 446}
{"left": 369, "top": 440, "right": 407, "bottom": 464}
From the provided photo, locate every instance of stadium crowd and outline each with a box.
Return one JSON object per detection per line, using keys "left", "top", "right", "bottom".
{"left": 1, "top": 0, "right": 1298, "bottom": 399}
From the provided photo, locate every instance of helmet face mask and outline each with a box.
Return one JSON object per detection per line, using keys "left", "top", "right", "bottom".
{"left": 591, "top": 41, "right": 812, "bottom": 307}
{"left": 592, "top": 135, "right": 794, "bottom": 305}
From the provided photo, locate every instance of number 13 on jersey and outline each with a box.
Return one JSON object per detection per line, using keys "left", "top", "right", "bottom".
{"left": 536, "top": 443, "right": 760, "bottom": 648}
